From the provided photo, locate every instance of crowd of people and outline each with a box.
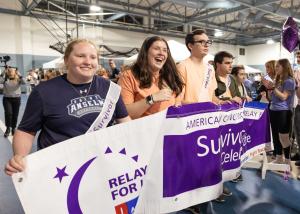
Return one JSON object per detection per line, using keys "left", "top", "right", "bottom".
{"left": 3, "top": 29, "right": 300, "bottom": 213}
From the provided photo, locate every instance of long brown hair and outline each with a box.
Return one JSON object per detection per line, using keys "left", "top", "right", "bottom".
{"left": 131, "top": 36, "right": 184, "bottom": 96}
{"left": 275, "top": 58, "right": 294, "bottom": 86}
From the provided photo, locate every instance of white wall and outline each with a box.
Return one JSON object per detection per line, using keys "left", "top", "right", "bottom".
{"left": 102, "top": 28, "right": 146, "bottom": 48}
{"left": 0, "top": 13, "right": 60, "bottom": 56}
{"left": 245, "top": 42, "right": 293, "bottom": 65}
{"left": 209, "top": 43, "right": 247, "bottom": 65}
{"left": 0, "top": 13, "right": 20, "bottom": 54}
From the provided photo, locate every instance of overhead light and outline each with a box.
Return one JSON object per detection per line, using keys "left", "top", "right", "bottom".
{"left": 80, "top": 12, "right": 115, "bottom": 16}
{"left": 90, "top": 5, "right": 101, "bottom": 12}
{"left": 214, "top": 30, "right": 223, "bottom": 37}
{"left": 266, "top": 39, "right": 274, "bottom": 44}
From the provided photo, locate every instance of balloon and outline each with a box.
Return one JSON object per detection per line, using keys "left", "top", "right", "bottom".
{"left": 282, "top": 17, "right": 299, "bottom": 53}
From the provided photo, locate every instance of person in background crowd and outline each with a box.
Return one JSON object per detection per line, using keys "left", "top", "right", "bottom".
{"left": 96, "top": 67, "right": 110, "bottom": 79}
{"left": 0, "top": 67, "right": 25, "bottom": 137}
{"left": 243, "top": 74, "right": 253, "bottom": 95}
{"left": 44, "top": 69, "right": 57, "bottom": 81}
{"left": 250, "top": 74, "right": 263, "bottom": 100}
{"left": 5, "top": 39, "right": 130, "bottom": 176}
{"left": 229, "top": 65, "right": 252, "bottom": 102}
{"left": 214, "top": 51, "right": 242, "bottom": 203}
{"left": 118, "top": 36, "right": 184, "bottom": 119}
{"left": 269, "top": 59, "right": 295, "bottom": 165}
{"left": 228, "top": 65, "right": 252, "bottom": 183}
{"left": 26, "top": 69, "right": 38, "bottom": 91}
{"left": 109, "top": 59, "right": 120, "bottom": 83}
{"left": 293, "top": 51, "right": 300, "bottom": 168}
{"left": 38, "top": 68, "right": 44, "bottom": 80}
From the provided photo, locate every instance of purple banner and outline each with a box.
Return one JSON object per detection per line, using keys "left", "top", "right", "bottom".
{"left": 163, "top": 127, "right": 222, "bottom": 197}
{"left": 163, "top": 102, "right": 270, "bottom": 197}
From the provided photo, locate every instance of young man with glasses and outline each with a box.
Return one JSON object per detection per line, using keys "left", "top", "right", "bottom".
{"left": 177, "top": 29, "right": 219, "bottom": 105}
{"left": 175, "top": 29, "right": 218, "bottom": 214}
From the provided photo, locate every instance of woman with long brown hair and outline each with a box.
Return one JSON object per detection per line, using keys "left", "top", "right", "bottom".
{"left": 118, "top": 36, "right": 184, "bottom": 119}
{"left": 269, "top": 58, "right": 295, "bottom": 164}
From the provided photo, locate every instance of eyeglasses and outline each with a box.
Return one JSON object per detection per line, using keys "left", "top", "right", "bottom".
{"left": 193, "top": 40, "right": 213, "bottom": 46}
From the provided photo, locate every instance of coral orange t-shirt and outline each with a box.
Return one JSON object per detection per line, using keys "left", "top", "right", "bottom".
{"left": 118, "top": 70, "right": 178, "bottom": 118}
{"left": 177, "top": 58, "right": 217, "bottom": 104}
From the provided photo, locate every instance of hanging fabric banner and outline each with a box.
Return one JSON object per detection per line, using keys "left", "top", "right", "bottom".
{"left": 12, "top": 102, "right": 271, "bottom": 214}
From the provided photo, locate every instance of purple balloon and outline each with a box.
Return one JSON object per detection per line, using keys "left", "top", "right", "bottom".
{"left": 282, "top": 17, "right": 299, "bottom": 52}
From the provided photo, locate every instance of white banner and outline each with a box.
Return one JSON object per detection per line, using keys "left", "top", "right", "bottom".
{"left": 12, "top": 102, "right": 271, "bottom": 214}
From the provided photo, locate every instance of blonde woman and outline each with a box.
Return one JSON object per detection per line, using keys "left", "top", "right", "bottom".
{"left": 260, "top": 60, "right": 276, "bottom": 101}
{"left": 96, "top": 67, "right": 109, "bottom": 79}
{"left": 5, "top": 39, "right": 130, "bottom": 176}
{"left": 0, "top": 67, "right": 25, "bottom": 137}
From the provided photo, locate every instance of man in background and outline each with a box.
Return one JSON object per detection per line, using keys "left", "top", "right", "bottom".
{"left": 214, "top": 51, "right": 242, "bottom": 104}
{"left": 213, "top": 51, "right": 242, "bottom": 203}
{"left": 108, "top": 59, "right": 120, "bottom": 83}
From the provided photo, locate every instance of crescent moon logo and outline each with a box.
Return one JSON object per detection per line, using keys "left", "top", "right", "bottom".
{"left": 67, "top": 157, "right": 97, "bottom": 214}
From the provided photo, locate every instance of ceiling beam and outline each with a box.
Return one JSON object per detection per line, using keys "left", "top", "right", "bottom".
{"left": 24, "top": 0, "right": 42, "bottom": 15}
{"left": 187, "top": 0, "right": 280, "bottom": 23}
{"left": 18, "top": 0, "right": 28, "bottom": 11}
{"left": 94, "top": 0, "right": 185, "bottom": 20}
{"left": 4, "top": 0, "right": 288, "bottom": 46}
{"left": 148, "top": 0, "right": 165, "bottom": 10}
{"left": 0, "top": 7, "right": 23, "bottom": 15}
{"left": 27, "top": 0, "right": 257, "bottom": 41}
{"left": 161, "top": 0, "right": 240, "bottom": 9}
{"left": 158, "top": 0, "right": 282, "bottom": 32}
{"left": 48, "top": 0, "right": 184, "bottom": 23}
{"left": 229, "top": 0, "right": 300, "bottom": 20}
{"left": 0, "top": 4, "right": 252, "bottom": 46}
{"left": 105, "top": 13, "right": 127, "bottom": 22}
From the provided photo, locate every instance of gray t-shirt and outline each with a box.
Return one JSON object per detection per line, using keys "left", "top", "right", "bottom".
{"left": 0, "top": 76, "right": 25, "bottom": 97}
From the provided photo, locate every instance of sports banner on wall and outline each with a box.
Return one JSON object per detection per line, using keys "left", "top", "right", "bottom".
{"left": 12, "top": 102, "right": 271, "bottom": 214}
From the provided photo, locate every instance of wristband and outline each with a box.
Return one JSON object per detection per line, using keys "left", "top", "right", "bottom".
{"left": 146, "top": 95, "right": 154, "bottom": 105}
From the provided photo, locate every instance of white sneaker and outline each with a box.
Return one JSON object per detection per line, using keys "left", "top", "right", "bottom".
{"left": 271, "top": 155, "right": 284, "bottom": 164}
{"left": 284, "top": 159, "right": 291, "bottom": 165}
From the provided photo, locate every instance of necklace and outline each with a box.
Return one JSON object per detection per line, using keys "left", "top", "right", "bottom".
{"left": 69, "top": 76, "right": 94, "bottom": 98}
